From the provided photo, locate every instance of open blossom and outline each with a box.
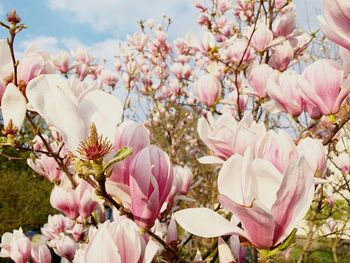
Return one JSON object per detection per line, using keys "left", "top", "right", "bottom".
{"left": 266, "top": 70, "right": 304, "bottom": 117}
{"left": 128, "top": 32, "right": 149, "bottom": 51}
{"left": 193, "top": 74, "right": 222, "bottom": 107}
{"left": 0, "top": 228, "right": 31, "bottom": 263}
{"left": 175, "top": 150, "right": 315, "bottom": 249}
{"left": 298, "top": 60, "right": 350, "bottom": 116}
{"left": 26, "top": 74, "right": 122, "bottom": 155}
{"left": 248, "top": 63, "right": 274, "bottom": 98}
{"left": 197, "top": 112, "right": 265, "bottom": 163}
{"left": 41, "top": 215, "right": 74, "bottom": 241}
{"left": 318, "top": 0, "right": 350, "bottom": 51}
{"left": 52, "top": 50, "right": 70, "bottom": 74}
{"left": 224, "top": 38, "right": 255, "bottom": 64}
{"left": 268, "top": 42, "right": 293, "bottom": 71}
{"left": 100, "top": 69, "right": 118, "bottom": 87}
{"left": 17, "top": 45, "right": 55, "bottom": 85}
{"left": 48, "top": 234, "right": 77, "bottom": 261}
{"left": 129, "top": 145, "right": 173, "bottom": 229}
{"left": 84, "top": 218, "right": 158, "bottom": 263}
{"left": 50, "top": 180, "right": 97, "bottom": 221}
{"left": 27, "top": 154, "right": 62, "bottom": 183}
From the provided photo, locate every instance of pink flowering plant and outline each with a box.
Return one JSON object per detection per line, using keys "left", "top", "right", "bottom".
{"left": 1, "top": 0, "right": 350, "bottom": 262}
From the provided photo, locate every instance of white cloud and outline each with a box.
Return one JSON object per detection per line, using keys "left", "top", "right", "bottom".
{"left": 19, "top": 35, "right": 59, "bottom": 52}
{"left": 46, "top": 0, "right": 200, "bottom": 38}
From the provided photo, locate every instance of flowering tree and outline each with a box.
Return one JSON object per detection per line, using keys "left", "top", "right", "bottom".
{"left": 1, "top": 0, "right": 350, "bottom": 262}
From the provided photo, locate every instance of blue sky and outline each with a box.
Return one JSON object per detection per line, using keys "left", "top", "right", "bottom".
{"left": 0, "top": 0, "right": 322, "bottom": 63}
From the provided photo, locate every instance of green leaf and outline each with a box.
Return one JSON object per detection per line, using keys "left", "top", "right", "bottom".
{"left": 103, "top": 146, "right": 133, "bottom": 172}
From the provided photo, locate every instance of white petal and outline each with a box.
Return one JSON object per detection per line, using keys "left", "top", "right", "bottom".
{"left": 1, "top": 84, "right": 26, "bottom": 129}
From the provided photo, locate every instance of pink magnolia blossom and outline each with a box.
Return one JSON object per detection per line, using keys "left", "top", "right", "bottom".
{"left": 255, "top": 129, "right": 298, "bottom": 174}
{"left": 297, "top": 138, "right": 327, "bottom": 177}
{"left": 52, "top": 50, "right": 70, "bottom": 74}
{"left": 273, "top": 7, "right": 296, "bottom": 38}
{"left": 100, "top": 69, "right": 118, "bottom": 87}
{"left": 197, "top": 112, "right": 265, "bottom": 163}
{"left": 31, "top": 245, "right": 51, "bottom": 263}
{"left": 48, "top": 234, "right": 77, "bottom": 261}
{"left": 129, "top": 145, "right": 173, "bottom": 229}
{"left": 173, "top": 165, "right": 193, "bottom": 194}
{"left": 175, "top": 150, "right": 315, "bottom": 249}
{"left": 50, "top": 180, "right": 97, "bottom": 221}
{"left": 266, "top": 70, "right": 304, "bottom": 117}
{"left": 248, "top": 63, "right": 274, "bottom": 98}
{"left": 251, "top": 23, "right": 273, "bottom": 52}
{"left": 268, "top": 42, "right": 294, "bottom": 71}
{"left": 128, "top": 32, "right": 149, "bottom": 51}
{"left": 41, "top": 215, "right": 74, "bottom": 240}
{"left": 193, "top": 74, "right": 222, "bottom": 107}
{"left": 84, "top": 218, "right": 159, "bottom": 263}
{"left": 298, "top": 60, "right": 350, "bottom": 116}
{"left": 0, "top": 228, "right": 31, "bottom": 263}
{"left": 109, "top": 120, "right": 150, "bottom": 185}
{"left": 318, "top": 0, "right": 350, "bottom": 51}
{"left": 27, "top": 154, "right": 62, "bottom": 183}
{"left": 17, "top": 45, "right": 55, "bottom": 84}
{"left": 224, "top": 38, "right": 255, "bottom": 64}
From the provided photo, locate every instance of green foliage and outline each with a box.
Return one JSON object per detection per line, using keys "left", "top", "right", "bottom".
{"left": 0, "top": 151, "right": 55, "bottom": 236}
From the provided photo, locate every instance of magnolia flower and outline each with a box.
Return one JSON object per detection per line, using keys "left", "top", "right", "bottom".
{"left": 26, "top": 74, "right": 123, "bottom": 155}
{"left": 268, "top": 42, "right": 293, "bottom": 71}
{"left": 197, "top": 112, "right": 265, "bottom": 163}
{"left": 255, "top": 129, "right": 298, "bottom": 173}
{"left": 85, "top": 218, "right": 159, "bottom": 263}
{"left": 298, "top": 60, "right": 350, "bottom": 116}
{"left": 175, "top": 150, "right": 315, "bottom": 249}
{"left": 109, "top": 120, "right": 150, "bottom": 185}
{"left": 52, "top": 50, "right": 70, "bottom": 74}
{"left": 248, "top": 63, "right": 274, "bottom": 98}
{"left": 273, "top": 7, "right": 296, "bottom": 38}
{"left": 334, "top": 152, "right": 350, "bottom": 173}
{"left": 297, "top": 138, "right": 326, "bottom": 177}
{"left": 129, "top": 145, "right": 173, "bottom": 229}
{"left": 193, "top": 74, "right": 222, "bottom": 107}
{"left": 318, "top": 0, "right": 350, "bottom": 51}
{"left": 0, "top": 228, "right": 31, "bottom": 263}
{"left": 266, "top": 70, "right": 304, "bottom": 117}
{"left": 50, "top": 180, "right": 97, "bottom": 221}
{"left": 48, "top": 234, "right": 77, "bottom": 261}
{"left": 251, "top": 23, "right": 273, "bottom": 52}
{"left": 27, "top": 154, "right": 62, "bottom": 183}
{"left": 41, "top": 215, "right": 74, "bottom": 241}
{"left": 31, "top": 245, "right": 51, "bottom": 263}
